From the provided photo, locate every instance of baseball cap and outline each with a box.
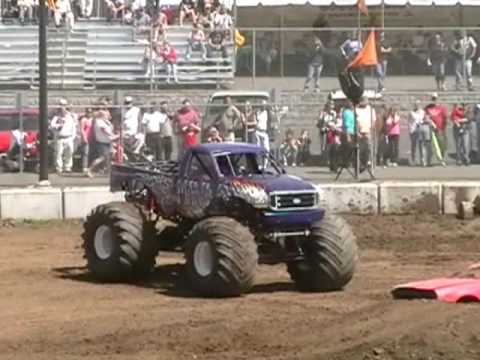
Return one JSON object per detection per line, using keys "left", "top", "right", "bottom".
{"left": 431, "top": 92, "right": 438, "bottom": 99}
{"left": 59, "top": 98, "right": 68, "bottom": 106}
{"left": 124, "top": 96, "right": 133, "bottom": 104}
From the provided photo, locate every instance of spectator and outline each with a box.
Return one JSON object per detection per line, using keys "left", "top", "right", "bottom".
{"left": 340, "top": 31, "right": 362, "bottom": 61}
{"left": 317, "top": 101, "right": 336, "bottom": 154}
{"left": 142, "top": 102, "right": 163, "bottom": 161}
{"left": 159, "top": 41, "right": 178, "bottom": 83}
{"left": 79, "top": 108, "right": 94, "bottom": 173}
{"left": 122, "top": 96, "right": 142, "bottom": 154}
{"left": 197, "top": 5, "right": 214, "bottom": 30}
{"left": 185, "top": 23, "right": 207, "bottom": 61}
{"left": 355, "top": 97, "right": 377, "bottom": 172}
{"left": 425, "top": 92, "right": 448, "bottom": 164}
{"left": 340, "top": 31, "right": 363, "bottom": 87}
{"left": 303, "top": 37, "right": 324, "bottom": 93}
{"left": 216, "top": 96, "right": 242, "bottom": 141}
{"left": 141, "top": 41, "right": 160, "bottom": 77}
{"left": 257, "top": 32, "right": 278, "bottom": 75}
{"left": 79, "top": 0, "right": 93, "bottom": 18}
{"left": 105, "top": 0, "right": 125, "bottom": 22}
{"left": 341, "top": 101, "right": 355, "bottom": 143}
{"left": 18, "top": 0, "right": 34, "bottom": 25}
{"left": 384, "top": 106, "right": 401, "bottom": 167}
{"left": 243, "top": 101, "right": 257, "bottom": 144}
{"left": 213, "top": 5, "right": 232, "bottom": 37}
{"left": 255, "top": 100, "right": 271, "bottom": 153}
{"left": 54, "top": 0, "right": 74, "bottom": 31}
{"left": 179, "top": 0, "right": 197, "bottom": 26}
{"left": 427, "top": 33, "right": 448, "bottom": 91}
{"left": 375, "top": 32, "right": 392, "bottom": 93}
{"left": 451, "top": 103, "right": 471, "bottom": 166}
{"left": 408, "top": 100, "right": 425, "bottom": 166}
{"left": 87, "top": 108, "right": 117, "bottom": 178}
{"left": 325, "top": 112, "right": 342, "bottom": 172}
{"left": 376, "top": 105, "right": 388, "bottom": 167}
{"left": 175, "top": 99, "right": 201, "bottom": 159}
{"left": 279, "top": 129, "right": 298, "bottom": 167}
{"left": 206, "top": 29, "right": 228, "bottom": 59}
{"left": 134, "top": 7, "right": 151, "bottom": 28}
{"left": 50, "top": 98, "right": 77, "bottom": 174}
{"left": 297, "top": 129, "right": 311, "bottom": 166}
{"left": 131, "top": 0, "right": 146, "bottom": 12}
{"left": 418, "top": 110, "right": 434, "bottom": 167}
{"left": 159, "top": 101, "right": 174, "bottom": 161}
{"left": 152, "top": 16, "right": 168, "bottom": 43}
{"left": 206, "top": 126, "right": 222, "bottom": 143}
{"left": 451, "top": 31, "right": 477, "bottom": 91}
{"left": 123, "top": 5, "right": 134, "bottom": 24}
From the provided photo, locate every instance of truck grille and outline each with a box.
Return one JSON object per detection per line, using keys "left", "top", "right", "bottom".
{"left": 270, "top": 192, "right": 317, "bottom": 210}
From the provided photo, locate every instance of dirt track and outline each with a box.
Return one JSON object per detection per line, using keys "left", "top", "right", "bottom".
{"left": 1, "top": 215, "right": 480, "bottom": 360}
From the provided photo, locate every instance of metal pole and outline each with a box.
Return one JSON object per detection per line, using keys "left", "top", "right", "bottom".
{"left": 280, "top": 8, "right": 284, "bottom": 77}
{"left": 252, "top": 28, "right": 256, "bottom": 89}
{"left": 16, "top": 93, "right": 24, "bottom": 173}
{"left": 381, "top": 0, "right": 385, "bottom": 29}
{"left": 38, "top": 0, "right": 49, "bottom": 183}
{"left": 354, "top": 104, "right": 359, "bottom": 180}
{"left": 149, "top": 26, "right": 154, "bottom": 92}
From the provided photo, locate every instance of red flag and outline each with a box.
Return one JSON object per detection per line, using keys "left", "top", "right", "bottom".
{"left": 348, "top": 31, "right": 378, "bottom": 68}
{"left": 357, "top": 0, "right": 368, "bottom": 16}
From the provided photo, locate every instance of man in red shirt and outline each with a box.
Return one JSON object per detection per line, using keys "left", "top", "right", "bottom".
{"left": 425, "top": 92, "right": 448, "bottom": 163}
{"left": 451, "top": 103, "right": 470, "bottom": 166}
{"left": 175, "top": 99, "right": 201, "bottom": 159}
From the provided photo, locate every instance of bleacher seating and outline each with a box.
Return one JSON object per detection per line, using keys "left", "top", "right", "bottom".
{"left": 0, "top": 21, "right": 235, "bottom": 89}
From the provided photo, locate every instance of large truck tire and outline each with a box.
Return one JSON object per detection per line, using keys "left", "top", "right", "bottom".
{"left": 287, "top": 215, "right": 358, "bottom": 292}
{"left": 185, "top": 216, "right": 258, "bottom": 297}
{"left": 82, "top": 202, "right": 157, "bottom": 282}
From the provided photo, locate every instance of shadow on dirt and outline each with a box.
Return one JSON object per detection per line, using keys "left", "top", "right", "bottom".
{"left": 52, "top": 264, "right": 296, "bottom": 298}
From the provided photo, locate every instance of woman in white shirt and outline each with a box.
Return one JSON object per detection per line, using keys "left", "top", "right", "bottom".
{"left": 87, "top": 108, "right": 117, "bottom": 178}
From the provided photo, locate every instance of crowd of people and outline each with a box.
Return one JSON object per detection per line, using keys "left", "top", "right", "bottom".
{"left": 138, "top": 1, "right": 233, "bottom": 81}
{"left": 48, "top": 95, "right": 204, "bottom": 177}
{"left": 300, "top": 30, "right": 480, "bottom": 93}
{"left": 315, "top": 92, "right": 480, "bottom": 173}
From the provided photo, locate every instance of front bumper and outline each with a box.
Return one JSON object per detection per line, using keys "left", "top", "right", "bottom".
{"left": 259, "top": 208, "right": 325, "bottom": 231}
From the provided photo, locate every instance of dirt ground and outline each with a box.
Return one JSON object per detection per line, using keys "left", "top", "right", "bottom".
{"left": 1, "top": 215, "right": 480, "bottom": 360}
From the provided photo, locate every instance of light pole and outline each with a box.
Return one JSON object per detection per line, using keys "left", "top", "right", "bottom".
{"left": 38, "top": 0, "right": 49, "bottom": 185}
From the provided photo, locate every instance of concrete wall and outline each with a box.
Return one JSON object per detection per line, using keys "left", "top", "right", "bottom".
{"left": 0, "top": 181, "right": 479, "bottom": 219}
{"left": 63, "top": 187, "right": 125, "bottom": 219}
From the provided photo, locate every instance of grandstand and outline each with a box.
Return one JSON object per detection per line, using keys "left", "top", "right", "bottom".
{"left": 0, "top": 22, "right": 235, "bottom": 89}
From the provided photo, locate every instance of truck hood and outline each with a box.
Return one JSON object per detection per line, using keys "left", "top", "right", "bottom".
{"left": 228, "top": 174, "right": 316, "bottom": 194}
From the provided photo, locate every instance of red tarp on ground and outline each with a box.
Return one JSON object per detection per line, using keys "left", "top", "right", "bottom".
{"left": 392, "top": 278, "right": 480, "bottom": 303}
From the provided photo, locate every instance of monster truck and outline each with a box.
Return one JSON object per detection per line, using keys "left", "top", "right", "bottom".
{"left": 83, "top": 143, "right": 358, "bottom": 297}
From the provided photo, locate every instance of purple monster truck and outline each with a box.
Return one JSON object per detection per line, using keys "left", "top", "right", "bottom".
{"left": 82, "top": 143, "right": 358, "bottom": 297}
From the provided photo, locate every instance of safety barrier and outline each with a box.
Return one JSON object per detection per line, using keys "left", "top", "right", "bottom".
{"left": 1, "top": 182, "right": 480, "bottom": 219}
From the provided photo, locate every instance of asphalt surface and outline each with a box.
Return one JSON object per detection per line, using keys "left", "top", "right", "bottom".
{"left": 1, "top": 163, "right": 479, "bottom": 188}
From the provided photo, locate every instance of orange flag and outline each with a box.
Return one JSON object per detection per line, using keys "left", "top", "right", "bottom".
{"left": 348, "top": 31, "right": 378, "bottom": 68}
{"left": 357, "top": 0, "right": 368, "bottom": 16}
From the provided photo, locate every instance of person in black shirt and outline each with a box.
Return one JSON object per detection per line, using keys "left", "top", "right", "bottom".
{"left": 179, "top": 0, "right": 197, "bottom": 26}
{"left": 375, "top": 32, "right": 392, "bottom": 92}
{"left": 303, "top": 37, "right": 324, "bottom": 93}
{"left": 427, "top": 33, "right": 448, "bottom": 91}
{"left": 206, "top": 30, "right": 228, "bottom": 59}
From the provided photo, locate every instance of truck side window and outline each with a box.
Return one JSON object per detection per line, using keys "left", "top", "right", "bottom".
{"left": 188, "top": 154, "right": 212, "bottom": 180}
{"left": 216, "top": 155, "right": 234, "bottom": 177}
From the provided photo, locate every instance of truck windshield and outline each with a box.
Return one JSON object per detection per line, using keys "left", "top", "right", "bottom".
{"left": 214, "top": 152, "right": 281, "bottom": 177}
